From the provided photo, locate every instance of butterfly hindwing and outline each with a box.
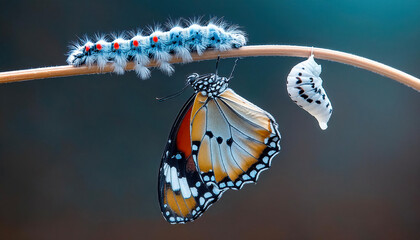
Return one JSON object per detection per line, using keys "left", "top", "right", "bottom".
{"left": 190, "top": 89, "right": 281, "bottom": 190}
{"left": 158, "top": 95, "right": 223, "bottom": 224}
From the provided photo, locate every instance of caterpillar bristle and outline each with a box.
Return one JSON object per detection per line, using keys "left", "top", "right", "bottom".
{"left": 184, "top": 16, "right": 204, "bottom": 26}
{"left": 208, "top": 16, "right": 226, "bottom": 28}
{"left": 165, "top": 17, "right": 183, "bottom": 30}
{"left": 67, "top": 17, "right": 247, "bottom": 79}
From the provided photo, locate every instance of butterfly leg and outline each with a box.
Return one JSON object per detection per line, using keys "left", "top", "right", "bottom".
{"left": 228, "top": 58, "right": 240, "bottom": 80}
{"left": 215, "top": 56, "right": 220, "bottom": 77}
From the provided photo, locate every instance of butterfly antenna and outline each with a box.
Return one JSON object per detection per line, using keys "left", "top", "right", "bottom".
{"left": 215, "top": 56, "right": 220, "bottom": 77}
{"left": 156, "top": 84, "right": 189, "bottom": 102}
{"left": 228, "top": 58, "right": 240, "bottom": 80}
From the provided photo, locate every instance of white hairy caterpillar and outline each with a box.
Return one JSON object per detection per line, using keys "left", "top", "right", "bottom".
{"left": 287, "top": 55, "right": 333, "bottom": 130}
{"left": 67, "top": 19, "right": 247, "bottom": 79}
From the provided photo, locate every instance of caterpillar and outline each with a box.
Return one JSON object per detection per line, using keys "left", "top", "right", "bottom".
{"left": 287, "top": 55, "right": 333, "bottom": 130}
{"left": 67, "top": 19, "right": 247, "bottom": 79}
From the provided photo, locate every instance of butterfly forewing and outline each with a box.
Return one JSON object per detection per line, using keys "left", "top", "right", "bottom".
{"left": 190, "top": 89, "right": 281, "bottom": 190}
{"left": 158, "top": 96, "right": 223, "bottom": 224}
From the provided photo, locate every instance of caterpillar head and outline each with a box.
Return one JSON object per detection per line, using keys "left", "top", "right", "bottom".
{"left": 229, "top": 33, "right": 246, "bottom": 48}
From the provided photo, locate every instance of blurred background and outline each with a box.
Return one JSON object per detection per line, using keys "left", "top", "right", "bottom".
{"left": 0, "top": 0, "right": 419, "bottom": 239}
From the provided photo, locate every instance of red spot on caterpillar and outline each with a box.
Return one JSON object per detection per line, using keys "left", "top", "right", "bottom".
{"left": 85, "top": 45, "right": 90, "bottom": 52}
{"left": 133, "top": 40, "right": 139, "bottom": 47}
{"left": 152, "top": 36, "right": 158, "bottom": 43}
{"left": 114, "top": 42, "right": 119, "bottom": 50}
{"left": 96, "top": 44, "right": 102, "bottom": 50}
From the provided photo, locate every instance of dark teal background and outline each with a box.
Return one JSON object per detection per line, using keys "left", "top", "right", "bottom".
{"left": 1, "top": 0, "right": 419, "bottom": 239}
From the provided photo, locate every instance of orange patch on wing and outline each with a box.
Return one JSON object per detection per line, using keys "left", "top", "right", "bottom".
{"left": 220, "top": 145, "right": 243, "bottom": 181}
{"left": 174, "top": 192, "right": 191, "bottom": 217}
{"left": 191, "top": 105, "right": 207, "bottom": 142}
{"left": 197, "top": 137, "right": 212, "bottom": 172}
{"left": 216, "top": 98, "right": 271, "bottom": 142}
{"left": 219, "top": 89, "right": 263, "bottom": 112}
{"left": 163, "top": 190, "right": 168, "bottom": 205}
{"left": 166, "top": 188, "right": 182, "bottom": 216}
{"left": 243, "top": 128, "right": 270, "bottom": 143}
{"left": 190, "top": 93, "right": 207, "bottom": 141}
{"left": 234, "top": 135, "right": 267, "bottom": 159}
{"left": 210, "top": 139, "right": 228, "bottom": 182}
{"left": 176, "top": 106, "right": 192, "bottom": 157}
{"left": 231, "top": 144, "right": 259, "bottom": 171}
{"left": 220, "top": 89, "right": 272, "bottom": 132}
{"left": 184, "top": 196, "right": 197, "bottom": 211}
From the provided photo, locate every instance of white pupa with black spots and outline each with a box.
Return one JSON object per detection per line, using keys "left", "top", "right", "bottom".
{"left": 287, "top": 55, "right": 333, "bottom": 130}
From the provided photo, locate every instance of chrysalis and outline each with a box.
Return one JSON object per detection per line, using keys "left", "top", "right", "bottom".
{"left": 287, "top": 55, "right": 333, "bottom": 130}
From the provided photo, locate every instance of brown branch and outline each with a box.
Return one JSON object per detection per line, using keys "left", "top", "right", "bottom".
{"left": 0, "top": 45, "right": 419, "bottom": 91}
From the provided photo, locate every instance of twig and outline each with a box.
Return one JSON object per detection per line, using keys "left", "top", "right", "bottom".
{"left": 0, "top": 45, "right": 419, "bottom": 91}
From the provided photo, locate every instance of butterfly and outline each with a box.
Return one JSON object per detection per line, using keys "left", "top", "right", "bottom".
{"left": 158, "top": 59, "right": 281, "bottom": 224}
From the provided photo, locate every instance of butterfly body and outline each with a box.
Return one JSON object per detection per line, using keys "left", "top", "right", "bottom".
{"left": 159, "top": 71, "right": 281, "bottom": 224}
{"left": 187, "top": 73, "right": 229, "bottom": 98}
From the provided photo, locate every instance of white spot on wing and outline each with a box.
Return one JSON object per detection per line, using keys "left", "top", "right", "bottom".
{"left": 213, "top": 187, "right": 220, "bottom": 195}
{"left": 165, "top": 164, "right": 171, "bottom": 183}
{"left": 179, "top": 177, "right": 191, "bottom": 198}
{"left": 190, "top": 187, "right": 198, "bottom": 197}
{"left": 262, "top": 156, "right": 269, "bottom": 164}
{"left": 256, "top": 164, "right": 265, "bottom": 170}
{"left": 171, "top": 167, "right": 180, "bottom": 191}
{"left": 236, "top": 180, "right": 242, "bottom": 187}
